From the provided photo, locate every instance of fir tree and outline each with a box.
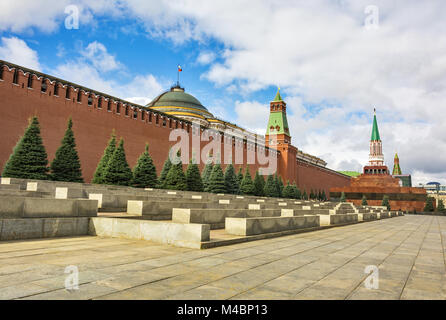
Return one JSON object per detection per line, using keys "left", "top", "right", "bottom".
{"left": 282, "top": 181, "right": 295, "bottom": 198}
{"left": 310, "top": 189, "right": 315, "bottom": 200}
{"left": 278, "top": 176, "right": 284, "bottom": 198}
{"left": 292, "top": 184, "right": 301, "bottom": 200}
{"left": 340, "top": 191, "right": 346, "bottom": 202}
{"left": 158, "top": 154, "right": 172, "bottom": 189}
{"left": 208, "top": 163, "right": 227, "bottom": 193}
{"left": 253, "top": 171, "right": 265, "bottom": 196}
{"left": 165, "top": 151, "right": 187, "bottom": 191}
{"left": 318, "top": 190, "right": 322, "bottom": 201}
{"left": 103, "top": 138, "right": 133, "bottom": 186}
{"left": 240, "top": 166, "right": 255, "bottom": 195}
{"left": 274, "top": 175, "right": 282, "bottom": 198}
{"left": 92, "top": 132, "right": 116, "bottom": 184}
{"left": 361, "top": 195, "right": 368, "bottom": 206}
{"left": 185, "top": 159, "right": 203, "bottom": 192}
{"left": 264, "top": 174, "right": 278, "bottom": 197}
{"left": 224, "top": 163, "right": 238, "bottom": 194}
{"left": 302, "top": 190, "right": 308, "bottom": 200}
{"left": 50, "top": 118, "right": 83, "bottom": 182}
{"left": 321, "top": 190, "right": 327, "bottom": 201}
{"left": 236, "top": 167, "right": 244, "bottom": 194}
{"left": 132, "top": 143, "right": 157, "bottom": 188}
{"left": 437, "top": 199, "right": 445, "bottom": 212}
{"left": 424, "top": 197, "right": 434, "bottom": 212}
{"left": 382, "top": 195, "right": 391, "bottom": 211}
{"left": 2, "top": 116, "right": 49, "bottom": 180}
{"left": 201, "top": 162, "right": 214, "bottom": 192}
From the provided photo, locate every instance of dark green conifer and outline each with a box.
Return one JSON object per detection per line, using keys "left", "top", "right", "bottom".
{"left": 382, "top": 195, "right": 391, "bottom": 210}
{"left": 50, "top": 118, "right": 83, "bottom": 182}
{"left": 424, "top": 197, "right": 434, "bottom": 212}
{"left": 282, "top": 181, "right": 294, "bottom": 198}
{"left": 264, "top": 174, "right": 279, "bottom": 197}
{"left": 236, "top": 167, "right": 244, "bottom": 193}
{"left": 103, "top": 138, "right": 133, "bottom": 186}
{"left": 302, "top": 190, "right": 308, "bottom": 200}
{"left": 240, "top": 166, "right": 255, "bottom": 195}
{"left": 274, "top": 175, "right": 282, "bottom": 198}
{"left": 322, "top": 190, "right": 327, "bottom": 201}
{"left": 92, "top": 132, "right": 116, "bottom": 184}
{"left": 201, "top": 162, "right": 214, "bottom": 192}
{"left": 253, "top": 171, "right": 265, "bottom": 196}
{"left": 361, "top": 195, "right": 368, "bottom": 206}
{"left": 208, "top": 163, "right": 227, "bottom": 193}
{"left": 437, "top": 199, "right": 445, "bottom": 212}
{"left": 185, "top": 159, "right": 204, "bottom": 192}
{"left": 224, "top": 163, "right": 238, "bottom": 194}
{"left": 165, "top": 151, "right": 187, "bottom": 191}
{"left": 132, "top": 144, "right": 157, "bottom": 188}
{"left": 340, "top": 191, "right": 346, "bottom": 202}
{"left": 2, "top": 116, "right": 49, "bottom": 180}
{"left": 292, "top": 184, "right": 302, "bottom": 199}
{"left": 158, "top": 153, "right": 173, "bottom": 189}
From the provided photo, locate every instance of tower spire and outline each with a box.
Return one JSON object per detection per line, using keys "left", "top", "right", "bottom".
{"left": 368, "top": 109, "right": 384, "bottom": 167}
{"left": 371, "top": 108, "right": 380, "bottom": 141}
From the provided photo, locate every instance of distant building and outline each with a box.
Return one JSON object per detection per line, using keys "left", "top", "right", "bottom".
{"left": 338, "top": 171, "right": 361, "bottom": 177}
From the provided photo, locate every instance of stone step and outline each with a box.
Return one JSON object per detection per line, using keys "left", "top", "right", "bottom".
{"left": 225, "top": 215, "right": 320, "bottom": 236}
{"left": 319, "top": 213, "right": 358, "bottom": 226}
{"left": 0, "top": 196, "right": 98, "bottom": 218}
{"left": 172, "top": 208, "right": 283, "bottom": 229}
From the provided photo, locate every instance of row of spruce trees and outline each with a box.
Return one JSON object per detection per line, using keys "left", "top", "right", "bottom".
{"left": 1, "top": 116, "right": 328, "bottom": 200}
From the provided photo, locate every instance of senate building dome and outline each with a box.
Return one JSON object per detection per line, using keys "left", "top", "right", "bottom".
{"left": 146, "top": 85, "right": 215, "bottom": 126}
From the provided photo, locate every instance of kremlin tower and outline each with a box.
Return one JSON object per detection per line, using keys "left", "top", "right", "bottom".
{"left": 364, "top": 110, "right": 389, "bottom": 175}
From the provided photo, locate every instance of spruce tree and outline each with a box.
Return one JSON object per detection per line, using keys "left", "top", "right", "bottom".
{"left": 302, "top": 190, "right": 308, "bottom": 200}
{"left": 382, "top": 195, "right": 391, "bottom": 211}
{"left": 208, "top": 163, "right": 226, "bottom": 193}
{"left": 424, "top": 197, "right": 434, "bottom": 212}
{"left": 165, "top": 151, "right": 187, "bottom": 191}
{"left": 103, "top": 138, "right": 133, "bottom": 186}
{"left": 240, "top": 167, "right": 255, "bottom": 195}
{"left": 2, "top": 116, "right": 49, "bottom": 180}
{"left": 201, "top": 162, "right": 214, "bottom": 192}
{"left": 437, "top": 199, "right": 445, "bottom": 212}
{"left": 132, "top": 144, "right": 157, "bottom": 188}
{"left": 310, "top": 189, "right": 315, "bottom": 200}
{"left": 50, "top": 118, "right": 83, "bottom": 182}
{"left": 292, "top": 184, "right": 302, "bottom": 200}
{"left": 278, "top": 176, "right": 284, "bottom": 197}
{"left": 318, "top": 190, "right": 322, "bottom": 201}
{"left": 158, "top": 154, "right": 172, "bottom": 189}
{"left": 274, "top": 175, "right": 282, "bottom": 198}
{"left": 361, "top": 195, "right": 368, "bottom": 206}
{"left": 185, "top": 159, "right": 203, "bottom": 192}
{"left": 253, "top": 171, "right": 265, "bottom": 196}
{"left": 282, "top": 181, "right": 294, "bottom": 198}
{"left": 236, "top": 167, "right": 244, "bottom": 194}
{"left": 322, "top": 190, "right": 327, "bottom": 201}
{"left": 264, "top": 175, "right": 278, "bottom": 197}
{"left": 340, "top": 191, "right": 346, "bottom": 202}
{"left": 92, "top": 132, "right": 116, "bottom": 184}
{"left": 224, "top": 163, "right": 238, "bottom": 194}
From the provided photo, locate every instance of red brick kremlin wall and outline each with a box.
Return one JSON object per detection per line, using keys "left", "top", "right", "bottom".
{"left": 0, "top": 63, "right": 350, "bottom": 195}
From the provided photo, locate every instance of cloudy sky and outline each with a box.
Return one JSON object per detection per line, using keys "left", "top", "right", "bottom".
{"left": 0, "top": 0, "right": 445, "bottom": 185}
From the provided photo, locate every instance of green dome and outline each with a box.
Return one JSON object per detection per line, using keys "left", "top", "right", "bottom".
{"left": 146, "top": 86, "right": 213, "bottom": 119}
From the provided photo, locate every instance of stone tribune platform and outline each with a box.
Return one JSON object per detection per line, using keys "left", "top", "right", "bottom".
{"left": 0, "top": 215, "right": 444, "bottom": 300}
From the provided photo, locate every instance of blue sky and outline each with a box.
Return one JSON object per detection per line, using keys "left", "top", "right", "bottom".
{"left": 0, "top": 0, "right": 445, "bottom": 185}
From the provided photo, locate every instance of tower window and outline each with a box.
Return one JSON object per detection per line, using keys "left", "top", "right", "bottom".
{"left": 54, "top": 83, "right": 59, "bottom": 96}
{"left": 27, "top": 74, "right": 33, "bottom": 88}
{"left": 98, "top": 97, "right": 102, "bottom": 109}
{"left": 13, "top": 70, "right": 18, "bottom": 84}
{"left": 88, "top": 94, "right": 93, "bottom": 106}
{"left": 41, "top": 79, "right": 47, "bottom": 93}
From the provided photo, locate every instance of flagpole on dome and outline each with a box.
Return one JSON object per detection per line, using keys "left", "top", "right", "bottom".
{"left": 177, "top": 64, "right": 182, "bottom": 87}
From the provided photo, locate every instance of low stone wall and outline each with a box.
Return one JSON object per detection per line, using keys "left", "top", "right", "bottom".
{"left": 0, "top": 197, "right": 98, "bottom": 218}
{"left": 89, "top": 217, "right": 209, "bottom": 249}
{"left": 319, "top": 213, "right": 359, "bottom": 226}
{"left": 0, "top": 217, "right": 89, "bottom": 240}
{"left": 225, "top": 215, "right": 320, "bottom": 236}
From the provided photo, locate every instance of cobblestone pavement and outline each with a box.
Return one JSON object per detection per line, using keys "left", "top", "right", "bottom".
{"left": 0, "top": 215, "right": 445, "bottom": 300}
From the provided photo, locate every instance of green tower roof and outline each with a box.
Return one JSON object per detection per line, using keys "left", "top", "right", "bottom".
{"left": 273, "top": 88, "right": 283, "bottom": 102}
{"left": 392, "top": 153, "right": 402, "bottom": 175}
{"left": 371, "top": 110, "right": 381, "bottom": 141}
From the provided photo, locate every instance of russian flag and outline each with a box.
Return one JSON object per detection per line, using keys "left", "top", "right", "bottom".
{"left": 178, "top": 65, "right": 182, "bottom": 72}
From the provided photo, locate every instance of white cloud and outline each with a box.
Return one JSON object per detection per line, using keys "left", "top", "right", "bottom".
{"left": 81, "top": 41, "right": 122, "bottom": 72}
{"left": 196, "top": 51, "right": 216, "bottom": 65}
{"left": 0, "top": 36, "right": 41, "bottom": 70}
